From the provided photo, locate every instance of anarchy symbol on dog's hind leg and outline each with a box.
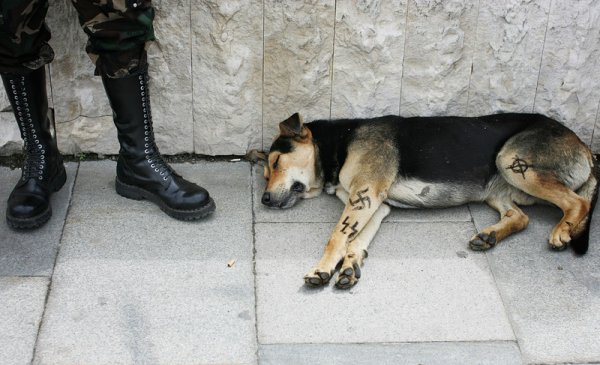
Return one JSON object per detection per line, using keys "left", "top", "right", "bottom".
{"left": 506, "top": 155, "right": 531, "bottom": 179}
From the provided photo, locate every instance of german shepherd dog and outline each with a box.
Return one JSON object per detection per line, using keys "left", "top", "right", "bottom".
{"left": 255, "top": 113, "right": 599, "bottom": 289}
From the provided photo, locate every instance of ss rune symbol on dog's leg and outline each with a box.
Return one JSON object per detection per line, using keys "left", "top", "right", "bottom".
{"left": 340, "top": 216, "right": 359, "bottom": 238}
{"left": 349, "top": 188, "right": 371, "bottom": 210}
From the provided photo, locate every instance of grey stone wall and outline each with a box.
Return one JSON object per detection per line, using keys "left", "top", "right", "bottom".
{"left": 1, "top": 0, "right": 599, "bottom": 156}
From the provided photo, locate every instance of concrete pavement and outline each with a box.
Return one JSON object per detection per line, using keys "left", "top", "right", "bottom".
{"left": 1, "top": 161, "right": 599, "bottom": 365}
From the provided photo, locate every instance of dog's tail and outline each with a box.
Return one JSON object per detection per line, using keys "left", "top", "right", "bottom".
{"left": 570, "top": 154, "right": 599, "bottom": 255}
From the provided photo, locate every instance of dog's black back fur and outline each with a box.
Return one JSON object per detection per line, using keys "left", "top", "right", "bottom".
{"left": 306, "top": 113, "right": 560, "bottom": 187}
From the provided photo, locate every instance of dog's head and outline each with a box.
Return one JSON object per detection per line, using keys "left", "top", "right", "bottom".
{"left": 259, "top": 113, "right": 321, "bottom": 209}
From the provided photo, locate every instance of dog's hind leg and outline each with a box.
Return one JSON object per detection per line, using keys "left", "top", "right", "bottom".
{"left": 496, "top": 132, "right": 593, "bottom": 251}
{"left": 470, "top": 191, "right": 530, "bottom": 251}
{"left": 335, "top": 203, "right": 391, "bottom": 289}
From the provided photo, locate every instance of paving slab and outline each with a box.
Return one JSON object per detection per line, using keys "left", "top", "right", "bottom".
{"left": 0, "top": 277, "right": 49, "bottom": 365}
{"left": 34, "top": 161, "right": 257, "bottom": 365}
{"left": 255, "top": 221, "right": 514, "bottom": 344}
{"left": 0, "top": 163, "right": 77, "bottom": 276}
{"left": 259, "top": 342, "right": 522, "bottom": 365}
{"left": 470, "top": 203, "right": 600, "bottom": 364}
{"left": 252, "top": 165, "right": 472, "bottom": 223}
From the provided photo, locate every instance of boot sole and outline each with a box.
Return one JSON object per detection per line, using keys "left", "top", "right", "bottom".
{"left": 6, "top": 165, "right": 67, "bottom": 231}
{"left": 115, "top": 177, "right": 216, "bottom": 221}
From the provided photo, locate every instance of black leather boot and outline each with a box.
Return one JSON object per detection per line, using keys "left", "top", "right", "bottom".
{"left": 1, "top": 67, "right": 66, "bottom": 230}
{"left": 101, "top": 70, "right": 215, "bottom": 220}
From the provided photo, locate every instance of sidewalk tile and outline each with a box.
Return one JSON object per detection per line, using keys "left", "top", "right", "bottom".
{"left": 33, "top": 161, "right": 257, "bottom": 365}
{"left": 0, "top": 277, "right": 49, "bottom": 365}
{"left": 252, "top": 165, "right": 471, "bottom": 223}
{"left": 255, "top": 221, "right": 514, "bottom": 344}
{"left": 259, "top": 342, "right": 522, "bottom": 365}
{"left": 471, "top": 203, "right": 600, "bottom": 364}
{"left": 0, "top": 163, "right": 77, "bottom": 276}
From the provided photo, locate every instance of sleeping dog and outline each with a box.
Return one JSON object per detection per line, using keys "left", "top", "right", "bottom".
{"left": 254, "top": 113, "right": 599, "bottom": 289}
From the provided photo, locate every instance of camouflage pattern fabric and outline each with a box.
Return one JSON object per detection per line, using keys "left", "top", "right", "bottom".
{"left": 0, "top": 0, "right": 155, "bottom": 78}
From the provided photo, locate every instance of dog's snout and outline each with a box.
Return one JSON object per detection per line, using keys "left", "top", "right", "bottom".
{"left": 261, "top": 192, "right": 271, "bottom": 205}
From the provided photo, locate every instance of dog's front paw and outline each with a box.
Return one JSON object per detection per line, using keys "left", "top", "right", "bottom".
{"left": 304, "top": 268, "right": 333, "bottom": 287}
{"left": 469, "top": 231, "right": 497, "bottom": 251}
{"left": 335, "top": 252, "right": 364, "bottom": 289}
{"left": 335, "top": 265, "right": 360, "bottom": 289}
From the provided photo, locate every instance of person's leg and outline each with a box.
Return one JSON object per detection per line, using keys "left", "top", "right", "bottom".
{"left": 71, "top": 0, "right": 215, "bottom": 220}
{"left": 0, "top": 0, "right": 66, "bottom": 230}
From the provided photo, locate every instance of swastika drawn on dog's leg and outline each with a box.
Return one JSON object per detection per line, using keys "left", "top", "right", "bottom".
{"left": 506, "top": 155, "right": 531, "bottom": 179}
{"left": 350, "top": 188, "right": 371, "bottom": 211}
{"left": 341, "top": 216, "right": 359, "bottom": 238}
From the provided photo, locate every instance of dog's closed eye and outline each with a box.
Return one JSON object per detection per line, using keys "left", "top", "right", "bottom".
{"left": 273, "top": 155, "right": 280, "bottom": 170}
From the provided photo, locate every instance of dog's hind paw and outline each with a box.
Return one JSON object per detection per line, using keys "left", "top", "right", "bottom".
{"left": 335, "top": 265, "right": 361, "bottom": 289}
{"left": 469, "top": 231, "right": 497, "bottom": 251}
{"left": 549, "top": 223, "right": 571, "bottom": 251}
{"left": 304, "top": 268, "right": 333, "bottom": 287}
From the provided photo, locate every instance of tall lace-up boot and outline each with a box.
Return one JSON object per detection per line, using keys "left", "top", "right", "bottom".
{"left": 101, "top": 70, "right": 215, "bottom": 220}
{"left": 1, "top": 67, "right": 66, "bottom": 230}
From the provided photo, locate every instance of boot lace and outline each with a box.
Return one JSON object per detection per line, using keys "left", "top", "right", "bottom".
{"left": 140, "top": 73, "right": 173, "bottom": 180}
{"left": 22, "top": 140, "right": 46, "bottom": 180}
{"left": 9, "top": 76, "right": 46, "bottom": 181}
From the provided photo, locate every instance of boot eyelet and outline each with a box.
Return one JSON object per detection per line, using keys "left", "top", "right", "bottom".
{"left": 145, "top": 131, "right": 149, "bottom": 135}
{"left": 151, "top": 164, "right": 155, "bottom": 168}
{"left": 163, "top": 176, "right": 168, "bottom": 181}
{"left": 39, "top": 176, "right": 43, "bottom": 180}
{"left": 145, "top": 149, "right": 149, "bottom": 153}
{"left": 154, "top": 168, "right": 159, "bottom": 172}
{"left": 145, "top": 143, "right": 149, "bottom": 148}
{"left": 145, "top": 137, "right": 149, "bottom": 141}
{"left": 147, "top": 159, "right": 152, "bottom": 163}
{"left": 160, "top": 172, "right": 165, "bottom": 176}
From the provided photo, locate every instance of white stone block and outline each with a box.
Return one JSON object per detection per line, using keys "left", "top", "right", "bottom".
{"left": 0, "top": 113, "right": 22, "bottom": 156}
{"left": 147, "top": 0, "right": 194, "bottom": 155}
{"left": 468, "top": 0, "right": 551, "bottom": 115}
{"left": 263, "top": 0, "right": 335, "bottom": 148}
{"left": 331, "top": 1, "right": 407, "bottom": 119}
{"left": 191, "top": 0, "right": 263, "bottom": 155}
{"left": 401, "top": 0, "right": 478, "bottom": 116}
{"left": 594, "top": 109, "right": 600, "bottom": 153}
{"left": 534, "top": 0, "right": 600, "bottom": 146}
{"left": 46, "top": 0, "right": 113, "bottom": 156}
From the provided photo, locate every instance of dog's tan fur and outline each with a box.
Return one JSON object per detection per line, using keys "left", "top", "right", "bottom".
{"left": 254, "top": 113, "right": 598, "bottom": 289}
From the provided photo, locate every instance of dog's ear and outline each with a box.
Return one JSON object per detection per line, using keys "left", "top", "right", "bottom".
{"left": 279, "top": 113, "right": 308, "bottom": 138}
{"left": 245, "top": 149, "right": 267, "bottom": 165}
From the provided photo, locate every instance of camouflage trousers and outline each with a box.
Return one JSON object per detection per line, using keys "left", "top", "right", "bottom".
{"left": 0, "top": 0, "right": 155, "bottom": 78}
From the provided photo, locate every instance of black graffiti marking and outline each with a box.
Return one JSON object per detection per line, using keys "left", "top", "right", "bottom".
{"left": 506, "top": 155, "right": 531, "bottom": 179}
{"left": 349, "top": 188, "right": 371, "bottom": 211}
{"left": 341, "top": 216, "right": 359, "bottom": 238}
